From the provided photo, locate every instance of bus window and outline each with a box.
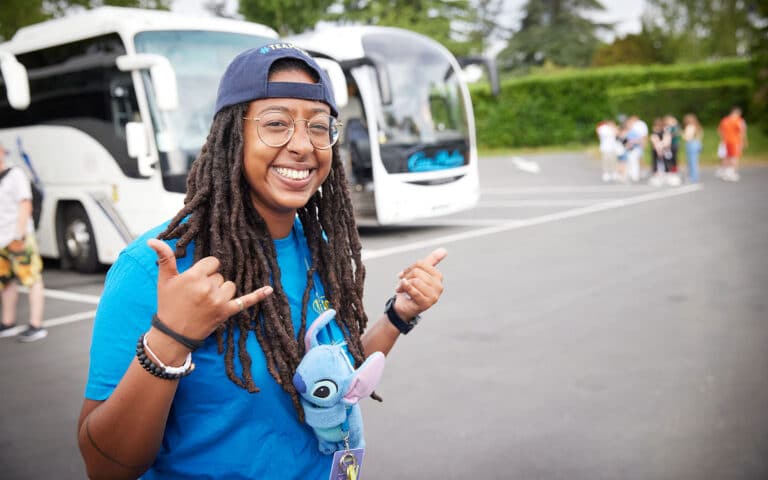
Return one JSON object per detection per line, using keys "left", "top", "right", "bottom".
{"left": 109, "top": 73, "right": 140, "bottom": 141}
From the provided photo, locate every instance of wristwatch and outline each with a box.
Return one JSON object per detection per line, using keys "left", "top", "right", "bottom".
{"left": 385, "top": 295, "right": 420, "bottom": 335}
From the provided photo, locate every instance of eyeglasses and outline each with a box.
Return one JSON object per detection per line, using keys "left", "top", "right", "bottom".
{"left": 243, "top": 111, "right": 342, "bottom": 150}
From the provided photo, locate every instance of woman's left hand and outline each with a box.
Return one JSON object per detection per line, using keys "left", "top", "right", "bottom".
{"left": 393, "top": 248, "right": 447, "bottom": 320}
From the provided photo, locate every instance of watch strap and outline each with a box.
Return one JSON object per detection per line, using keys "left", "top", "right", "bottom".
{"left": 385, "top": 295, "right": 418, "bottom": 335}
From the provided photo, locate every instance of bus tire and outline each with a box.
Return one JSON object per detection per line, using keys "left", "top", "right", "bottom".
{"left": 60, "top": 204, "right": 100, "bottom": 273}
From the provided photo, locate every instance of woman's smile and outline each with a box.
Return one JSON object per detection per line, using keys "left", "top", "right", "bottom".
{"left": 273, "top": 166, "right": 312, "bottom": 182}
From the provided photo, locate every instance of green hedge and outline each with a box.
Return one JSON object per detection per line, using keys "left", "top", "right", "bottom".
{"left": 470, "top": 59, "right": 753, "bottom": 149}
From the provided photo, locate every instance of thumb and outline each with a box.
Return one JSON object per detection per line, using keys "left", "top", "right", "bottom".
{"left": 147, "top": 238, "right": 179, "bottom": 282}
{"left": 422, "top": 247, "right": 448, "bottom": 267}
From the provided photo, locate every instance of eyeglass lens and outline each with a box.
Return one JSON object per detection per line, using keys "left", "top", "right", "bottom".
{"left": 256, "top": 111, "right": 340, "bottom": 149}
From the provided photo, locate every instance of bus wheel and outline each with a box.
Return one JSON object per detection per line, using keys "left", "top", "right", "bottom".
{"left": 61, "top": 204, "right": 100, "bottom": 273}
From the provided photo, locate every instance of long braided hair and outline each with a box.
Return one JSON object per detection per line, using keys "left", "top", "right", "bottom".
{"left": 157, "top": 59, "right": 368, "bottom": 421}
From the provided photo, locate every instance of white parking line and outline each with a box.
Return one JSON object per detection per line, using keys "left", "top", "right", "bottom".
{"left": 43, "top": 310, "right": 98, "bottom": 328}
{"left": 18, "top": 286, "right": 101, "bottom": 304}
{"left": 361, "top": 184, "right": 703, "bottom": 260}
{"left": 479, "top": 199, "right": 620, "bottom": 207}
{"left": 14, "top": 287, "right": 100, "bottom": 330}
{"left": 482, "top": 185, "right": 657, "bottom": 194}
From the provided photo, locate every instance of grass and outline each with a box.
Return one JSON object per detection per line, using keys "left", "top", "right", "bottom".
{"left": 479, "top": 123, "right": 768, "bottom": 165}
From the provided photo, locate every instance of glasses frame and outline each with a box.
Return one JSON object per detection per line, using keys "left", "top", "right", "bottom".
{"left": 243, "top": 112, "right": 343, "bottom": 150}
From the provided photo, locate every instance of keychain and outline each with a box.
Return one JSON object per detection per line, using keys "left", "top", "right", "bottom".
{"left": 340, "top": 452, "right": 358, "bottom": 480}
{"left": 329, "top": 433, "right": 365, "bottom": 480}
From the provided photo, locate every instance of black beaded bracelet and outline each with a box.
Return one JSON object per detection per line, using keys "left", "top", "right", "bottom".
{"left": 151, "top": 314, "right": 205, "bottom": 351}
{"left": 136, "top": 334, "right": 194, "bottom": 380}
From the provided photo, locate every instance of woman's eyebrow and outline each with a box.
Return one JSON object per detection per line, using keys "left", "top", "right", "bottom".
{"left": 256, "top": 105, "right": 290, "bottom": 115}
{"left": 255, "top": 104, "right": 331, "bottom": 116}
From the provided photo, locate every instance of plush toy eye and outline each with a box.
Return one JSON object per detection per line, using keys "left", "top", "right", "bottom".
{"left": 312, "top": 379, "right": 338, "bottom": 399}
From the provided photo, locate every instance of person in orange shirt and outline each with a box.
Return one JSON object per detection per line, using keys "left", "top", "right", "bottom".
{"left": 717, "top": 106, "right": 748, "bottom": 182}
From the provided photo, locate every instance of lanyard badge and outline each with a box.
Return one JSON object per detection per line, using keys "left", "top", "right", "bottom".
{"left": 329, "top": 433, "right": 365, "bottom": 480}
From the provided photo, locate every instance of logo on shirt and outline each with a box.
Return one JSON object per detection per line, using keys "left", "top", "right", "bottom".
{"left": 312, "top": 295, "right": 330, "bottom": 314}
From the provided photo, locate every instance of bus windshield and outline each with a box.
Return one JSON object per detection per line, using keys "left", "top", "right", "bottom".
{"left": 362, "top": 32, "right": 468, "bottom": 148}
{"left": 134, "top": 31, "right": 273, "bottom": 192}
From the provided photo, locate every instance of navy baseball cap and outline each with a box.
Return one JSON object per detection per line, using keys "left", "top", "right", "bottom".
{"left": 214, "top": 42, "right": 338, "bottom": 117}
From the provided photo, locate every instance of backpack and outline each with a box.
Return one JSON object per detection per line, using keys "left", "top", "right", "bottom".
{"left": 0, "top": 167, "right": 43, "bottom": 230}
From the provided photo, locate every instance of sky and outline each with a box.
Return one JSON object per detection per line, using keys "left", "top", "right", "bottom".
{"left": 170, "top": 0, "right": 646, "bottom": 43}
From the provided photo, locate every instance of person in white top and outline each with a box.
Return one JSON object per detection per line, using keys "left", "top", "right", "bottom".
{"left": 626, "top": 115, "right": 648, "bottom": 182}
{"left": 0, "top": 142, "right": 47, "bottom": 342}
{"left": 596, "top": 120, "right": 619, "bottom": 182}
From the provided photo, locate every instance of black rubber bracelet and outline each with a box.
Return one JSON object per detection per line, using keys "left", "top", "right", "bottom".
{"left": 150, "top": 314, "right": 205, "bottom": 351}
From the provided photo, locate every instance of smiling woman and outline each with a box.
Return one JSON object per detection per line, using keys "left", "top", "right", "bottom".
{"left": 76, "top": 42, "right": 448, "bottom": 479}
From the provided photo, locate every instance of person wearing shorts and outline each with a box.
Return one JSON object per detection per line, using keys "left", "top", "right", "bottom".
{"left": 717, "top": 106, "right": 748, "bottom": 182}
{"left": 0, "top": 142, "right": 47, "bottom": 342}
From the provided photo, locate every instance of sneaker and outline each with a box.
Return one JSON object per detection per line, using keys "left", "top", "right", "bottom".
{"left": 666, "top": 174, "right": 682, "bottom": 187}
{"left": 0, "top": 323, "right": 21, "bottom": 338}
{"left": 17, "top": 326, "right": 48, "bottom": 343}
{"left": 724, "top": 170, "right": 741, "bottom": 182}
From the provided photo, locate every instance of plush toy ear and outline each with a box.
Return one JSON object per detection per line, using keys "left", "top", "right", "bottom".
{"left": 343, "top": 351, "right": 385, "bottom": 405}
{"left": 304, "top": 309, "right": 337, "bottom": 351}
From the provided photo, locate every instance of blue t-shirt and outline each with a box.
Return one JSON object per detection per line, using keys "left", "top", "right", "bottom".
{"left": 85, "top": 217, "right": 347, "bottom": 479}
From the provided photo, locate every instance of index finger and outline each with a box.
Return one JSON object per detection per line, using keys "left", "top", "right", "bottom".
{"left": 422, "top": 248, "right": 447, "bottom": 267}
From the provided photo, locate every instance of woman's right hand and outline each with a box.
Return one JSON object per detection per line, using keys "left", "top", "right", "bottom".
{"left": 147, "top": 239, "right": 273, "bottom": 343}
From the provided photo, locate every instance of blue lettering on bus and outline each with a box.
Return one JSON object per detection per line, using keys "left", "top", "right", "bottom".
{"left": 407, "top": 149, "right": 465, "bottom": 172}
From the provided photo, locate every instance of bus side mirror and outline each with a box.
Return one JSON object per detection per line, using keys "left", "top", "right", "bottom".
{"left": 0, "top": 51, "right": 31, "bottom": 110}
{"left": 125, "top": 121, "right": 154, "bottom": 176}
{"left": 339, "top": 56, "right": 392, "bottom": 106}
{"left": 116, "top": 54, "right": 179, "bottom": 111}
{"left": 314, "top": 57, "right": 348, "bottom": 109}
{"left": 457, "top": 55, "right": 499, "bottom": 97}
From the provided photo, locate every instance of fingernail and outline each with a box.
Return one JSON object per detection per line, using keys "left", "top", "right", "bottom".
{"left": 263, "top": 286, "right": 273, "bottom": 295}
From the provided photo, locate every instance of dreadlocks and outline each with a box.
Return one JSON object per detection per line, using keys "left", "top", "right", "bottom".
{"left": 157, "top": 66, "right": 368, "bottom": 421}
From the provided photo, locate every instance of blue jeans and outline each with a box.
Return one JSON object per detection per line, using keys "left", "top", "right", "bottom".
{"left": 686, "top": 140, "right": 702, "bottom": 182}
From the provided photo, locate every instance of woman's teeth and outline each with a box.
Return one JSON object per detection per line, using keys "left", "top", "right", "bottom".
{"left": 274, "top": 167, "right": 310, "bottom": 180}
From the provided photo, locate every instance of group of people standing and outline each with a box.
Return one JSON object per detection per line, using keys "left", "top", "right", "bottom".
{"left": 596, "top": 106, "right": 747, "bottom": 184}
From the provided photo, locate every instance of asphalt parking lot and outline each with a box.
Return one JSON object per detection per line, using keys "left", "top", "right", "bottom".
{"left": 1, "top": 152, "right": 767, "bottom": 479}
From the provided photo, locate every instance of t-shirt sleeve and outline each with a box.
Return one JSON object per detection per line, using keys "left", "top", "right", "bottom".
{"left": 10, "top": 168, "right": 32, "bottom": 201}
{"left": 84, "top": 251, "right": 158, "bottom": 400}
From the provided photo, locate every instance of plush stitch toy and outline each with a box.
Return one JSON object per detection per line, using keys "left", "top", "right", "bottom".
{"left": 292, "top": 309, "right": 385, "bottom": 454}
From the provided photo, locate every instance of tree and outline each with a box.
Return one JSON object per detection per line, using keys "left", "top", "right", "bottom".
{"left": 326, "top": 0, "right": 477, "bottom": 56}
{"left": 591, "top": 30, "right": 677, "bottom": 66}
{"left": 0, "top": 0, "right": 170, "bottom": 41}
{"left": 498, "top": 0, "right": 610, "bottom": 71}
{"left": 239, "top": 0, "right": 335, "bottom": 36}
{"left": 749, "top": 0, "right": 768, "bottom": 133}
{"left": 459, "top": 0, "right": 512, "bottom": 55}
{"left": 0, "top": 0, "right": 48, "bottom": 41}
{"left": 641, "top": 0, "right": 759, "bottom": 62}
{"left": 202, "top": 0, "right": 235, "bottom": 18}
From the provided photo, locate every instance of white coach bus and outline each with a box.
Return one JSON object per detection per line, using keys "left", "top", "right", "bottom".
{"left": 0, "top": 7, "right": 284, "bottom": 272}
{"left": 288, "top": 26, "right": 487, "bottom": 225}
{"left": 0, "top": 10, "right": 488, "bottom": 271}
